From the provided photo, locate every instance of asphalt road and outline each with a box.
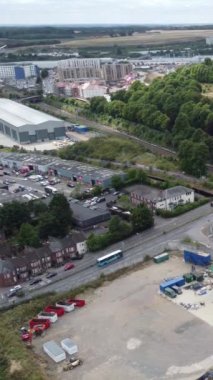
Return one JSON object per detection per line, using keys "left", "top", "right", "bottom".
{"left": 13, "top": 202, "right": 212, "bottom": 301}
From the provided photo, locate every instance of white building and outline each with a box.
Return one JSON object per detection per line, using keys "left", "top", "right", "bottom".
{"left": 79, "top": 82, "right": 107, "bottom": 99}
{"left": 57, "top": 58, "right": 101, "bottom": 82}
{"left": 0, "top": 99, "right": 65, "bottom": 144}
{"left": 131, "top": 185, "right": 195, "bottom": 211}
{"left": 0, "top": 63, "right": 39, "bottom": 80}
{"left": 156, "top": 186, "right": 194, "bottom": 211}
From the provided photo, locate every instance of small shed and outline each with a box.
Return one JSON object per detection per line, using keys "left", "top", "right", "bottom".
{"left": 43, "top": 340, "right": 66, "bottom": 363}
{"left": 61, "top": 338, "right": 78, "bottom": 355}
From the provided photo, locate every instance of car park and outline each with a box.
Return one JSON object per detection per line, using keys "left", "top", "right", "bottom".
{"left": 64, "top": 262, "right": 75, "bottom": 271}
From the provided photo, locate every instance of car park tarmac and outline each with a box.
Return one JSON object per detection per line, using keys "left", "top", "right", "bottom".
{"left": 32, "top": 256, "right": 213, "bottom": 380}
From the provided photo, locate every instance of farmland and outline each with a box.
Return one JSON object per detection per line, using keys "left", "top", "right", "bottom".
{"left": 60, "top": 29, "right": 213, "bottom": 48}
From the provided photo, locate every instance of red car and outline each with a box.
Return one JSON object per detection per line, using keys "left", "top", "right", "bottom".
{"left": 67, "top": 299, "right": 86, "bottom": 308}
{"left": 64, "top": 262, "right": 75, "bottom": 271}
{"left": 29, "top": 318, "right": 51, "bottom": 329}
{"left": 44, "top": 305, "right": 65, "bottom": 317}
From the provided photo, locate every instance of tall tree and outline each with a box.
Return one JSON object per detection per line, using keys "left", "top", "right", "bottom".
{"left": 17, "top": 223, "right": 40, "bottom": 248}
{"left": 132, "top": 204, "right": 154, "bottom": 232}
{"left": 49, "top": 194, "right": 73, "bottom": 237}
{"left": 0, "top": 201, "right": 31, "bottom": 236}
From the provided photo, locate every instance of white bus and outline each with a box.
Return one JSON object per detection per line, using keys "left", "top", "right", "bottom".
{"left": 97, "top": 249, "right": 123, "bottom": 267}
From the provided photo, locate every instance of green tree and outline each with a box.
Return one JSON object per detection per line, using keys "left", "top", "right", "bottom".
{"left": 92, "top": 185, "right": 103, "bottom": 196}
{"left": 0, "top": 201, "right": 31, "bottom": 236}
{"left": 38, "top": 212, "right": 57, "bottom": 240}
{"left": 90, "top": 96, "right": 107, "bottom": 114}
{"left": 17, "top": 223, "right": 40, "bottom": 248}
{"left": 109, "top": 216, "right": 132, "bottom": 242}
{"left": 127, "top": 168, "right": 147, "bottom": 184}
{"left": 178, "top": 140, "right": 209, "bottom": 177}
{"left": 49, "top": 193, "right": 73, "bottom": 237}
{"left": 111, "top": 175, "right": 124, "bottom": 190}
{"left": 107, "top": 100, "right": 125, "bottom": 118}
{"left": 132, "top": 204, "right": 154, "bottom": 232}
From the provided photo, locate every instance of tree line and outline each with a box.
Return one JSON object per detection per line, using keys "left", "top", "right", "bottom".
{"left": 89, "top": 59, "right": 213, "bottom": 177}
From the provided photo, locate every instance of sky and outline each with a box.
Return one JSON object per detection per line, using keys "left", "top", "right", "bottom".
{"left": 0, "top": 0, "right": 213, "bottom": 25}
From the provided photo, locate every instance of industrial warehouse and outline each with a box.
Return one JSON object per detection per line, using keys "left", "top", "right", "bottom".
{"left": 0, "top": 99, "right": 65, "bottom": 144}
{"left": 0, "top": 152, "right": 125, "bottom": 188}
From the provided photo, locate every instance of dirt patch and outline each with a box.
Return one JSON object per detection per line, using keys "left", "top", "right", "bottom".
{"left": 9, "top": 360, "right": 23, "bottom": 374}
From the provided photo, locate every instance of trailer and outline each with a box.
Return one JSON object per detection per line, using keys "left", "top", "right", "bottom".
{"left": 43, "top": 340, "right": 66, "bottom": 363}
{"left": 153, "top": 252, "right": 169, "bottom": 264}
{"left": 183, "top": 250, "right": 211, "bottom": 266}
{"left": 61, "top": 338, "right": 78, "bottom": 355}
{"left": 160, "top": 277, "right": 185, "bottom": 292}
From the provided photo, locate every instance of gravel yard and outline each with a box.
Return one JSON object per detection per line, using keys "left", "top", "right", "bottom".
{"left": 33, "top": 256, "right": 213, "bottom": 380}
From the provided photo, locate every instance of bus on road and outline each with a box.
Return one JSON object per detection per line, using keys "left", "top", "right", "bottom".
{"left": 97, "top": 249, "right": 123, "bottom": 267}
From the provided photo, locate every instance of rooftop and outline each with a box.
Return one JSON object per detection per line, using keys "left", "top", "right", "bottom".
{"left": 130, "top": 185, "right": 193, "bottom": 202}
{"left": 70, "top": 202, "right": 110, "bottom": 222}
{"left": 0, "top": 99, "right": 60, "bottom": 128}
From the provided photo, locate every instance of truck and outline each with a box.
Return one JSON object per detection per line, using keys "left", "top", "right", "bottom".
{"left": 183, "top": 250, "right": 211, "bottom": 266}
{"left": 44, "top": 186, "right": 58, "bottom": 195}
{"left": 160, "top": 277, "right": 185, "bottom": 292}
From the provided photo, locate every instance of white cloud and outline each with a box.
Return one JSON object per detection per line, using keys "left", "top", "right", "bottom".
{"left": 0, "top": 0, "right": 213, "bottom": 24}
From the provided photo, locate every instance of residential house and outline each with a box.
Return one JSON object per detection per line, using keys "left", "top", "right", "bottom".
{"left": 131, "top": 185, "right": 194, "bottom": 211}
{"left": 0, "top": 259, "right": 17, "bottom": 287}
{"left": 49, "top": 231, "right": 87, "bottom": 267}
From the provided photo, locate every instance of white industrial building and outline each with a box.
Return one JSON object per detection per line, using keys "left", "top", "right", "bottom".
{"left": 79, "top": 81, "right": 107, "bottom": 99}
{"left": 0, "top": 99, "right": 65, "bottom": 144}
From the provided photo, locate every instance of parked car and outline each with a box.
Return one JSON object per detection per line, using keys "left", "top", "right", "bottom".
{"left": 66, "top": 299, "right": 86, "bottom": 308}
{"left": 29, "top": 278, "right": 42, "bottom": 286}
{"left": 71, "top": 254, "right": 84, "bottom": 261}
{"left": 67, "top": 182, "right": 75, "bottom": 188}
{"left": 97, "top": 197, "right": 106, "bottom": 203}
{"left": 10, "top": 285, "right": 22, "bottom": 293}
{"left": 29, "top": 318, "right": 51, "bottom": 329}
{"left": 37, "top": 311, "right": 58, "bottom": 323}
{"left": 64, "top": 262, "right": 75, "bottom": 271}
{"left": 44, "top": 305, "right": 65, "bottom": 317}
{"left": 55, "top": 301, "right": 75, "bottom": 312}
{"left": 46, "top": 272, "right": 57, "bottom": 279}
